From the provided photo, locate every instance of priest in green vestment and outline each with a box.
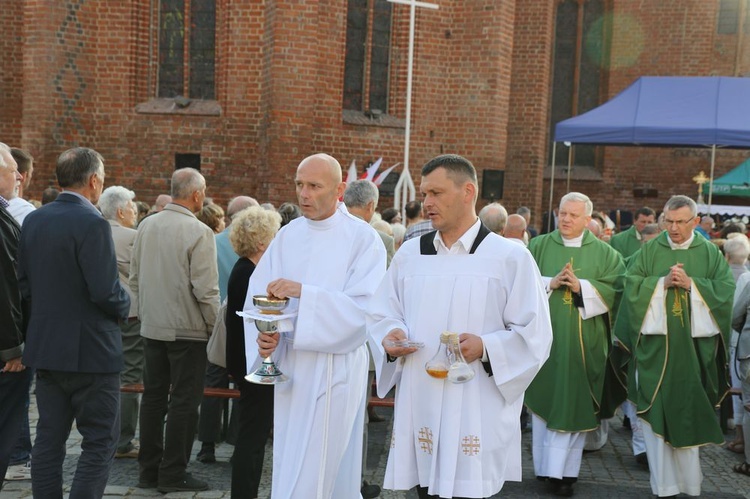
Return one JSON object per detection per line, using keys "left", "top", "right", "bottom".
{"left": 526, "top": 192, "right": 625, "bottom": 497}
{"left": 614, "top": 195, "right": 734, "bottom": 498}
{"left": 609, "top": 206, "right": 656, "bottom": 258}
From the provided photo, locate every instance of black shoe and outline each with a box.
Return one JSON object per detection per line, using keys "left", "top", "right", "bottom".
{"left": 136, "top": 479, "right": 157, "bottom": 489}
{"left": 555, "top": 483, "right": 574, "bottom": 497}
{"left": 157, "top": 473, "right": 209, "bottom": 493}
{"left": 623, "top": 415, "right": 631, "bottom": 430}
{"left": 635, "top": 452, "right": 649, "bottom": 469}
{"left": 197, "top": 447, "right": 216, "bottom": 464}
{"left": 361, "top": 480, "right": 381, "bottom": 498}
{"left": 368, "top": 407, "right": 385, "bottom": 423}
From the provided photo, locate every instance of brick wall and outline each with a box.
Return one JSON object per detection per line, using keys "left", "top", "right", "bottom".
{"left": 6, "top": 0, "right": 750, "bottom": 220}
{"left": 0, "top": 0, "right": 24, "bottom": 146}
{"left": 544, "top": 1, "right": 750, "bottom": 219}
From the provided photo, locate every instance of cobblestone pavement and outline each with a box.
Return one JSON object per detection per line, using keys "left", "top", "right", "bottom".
{"left": 2, "top": 393, "right": 750, "bottom": 498}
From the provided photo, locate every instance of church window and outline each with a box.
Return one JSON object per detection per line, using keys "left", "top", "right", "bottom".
{"left": 717, "top": 0, "right": 750, "bottom": 35}
{"left": 549, "top": 0, "right": 610, "bottom": 169}
{"left": 158, "top": 0, "right": 216, "bottom": 100}
{"left": 343, "top": 0, "right": 393, "bottom": 113}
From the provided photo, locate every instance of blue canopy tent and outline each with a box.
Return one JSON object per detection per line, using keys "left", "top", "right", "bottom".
{"left": 548, "top": 76, "right": 750, "bottom": 227}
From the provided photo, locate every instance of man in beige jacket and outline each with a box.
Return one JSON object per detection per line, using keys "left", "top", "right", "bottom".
{"left": 130, "top": 168, "right": 220, "bottom": 493}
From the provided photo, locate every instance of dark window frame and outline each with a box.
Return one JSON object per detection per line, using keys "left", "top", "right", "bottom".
{"left": 343, "top": 0, "right": 394, "bottom": 115}
{"left": 717, "top": 0, "right": 750, "bottom": 35}
{"left": 157, "top": 0, "right": 217, "bottom": 100}
{"left": 549, "top": 0, "right": 611, "bottom": 170}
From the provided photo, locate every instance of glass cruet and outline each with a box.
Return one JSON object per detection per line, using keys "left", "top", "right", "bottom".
{"left": 425, "top": 331, "right": 452, "bottom": 379}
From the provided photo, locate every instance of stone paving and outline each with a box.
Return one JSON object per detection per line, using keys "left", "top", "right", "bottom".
{"left": 3, "top": 391, "right": 750, "bottom": 498}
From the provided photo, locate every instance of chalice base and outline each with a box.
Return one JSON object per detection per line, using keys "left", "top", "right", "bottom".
{"left": 246, "top": 359, "right": 289, "bottom": 385}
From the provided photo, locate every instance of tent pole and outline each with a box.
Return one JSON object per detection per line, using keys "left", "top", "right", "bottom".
{"left": 548, "top": 142, "right": 557, "bottom": 233}
{"left": 566, "top": 144, "right": 573, "bottom": 192}
{"left": 708, "top": 144, "right": 716, "bottom": 214}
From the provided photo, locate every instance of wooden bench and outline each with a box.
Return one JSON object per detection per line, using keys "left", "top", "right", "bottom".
{"left": 368, "top": 397, "right": 395, "bottom": 408}
{"left": 121, "top": 383, "right": 393, "bottom": 408}
{"left": 121, "top": 383, "right": 240, "bottom": 399}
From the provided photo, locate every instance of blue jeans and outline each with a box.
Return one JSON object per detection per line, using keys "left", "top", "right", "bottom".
{"left": 9, "top": 368, "right": 33, "bottom": 465}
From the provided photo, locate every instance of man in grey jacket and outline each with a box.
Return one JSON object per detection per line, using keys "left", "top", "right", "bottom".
{"left": 130, "top": 168, "right": 220, "bottom": 493}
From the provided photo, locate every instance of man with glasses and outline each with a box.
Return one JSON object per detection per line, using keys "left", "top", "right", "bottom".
{"left": 615, "top": 195, "right": 734, "bottom": 498}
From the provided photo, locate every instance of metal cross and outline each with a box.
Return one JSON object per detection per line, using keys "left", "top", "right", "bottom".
{"left": 389, "top": 0, "right": 439, "bottom": 217}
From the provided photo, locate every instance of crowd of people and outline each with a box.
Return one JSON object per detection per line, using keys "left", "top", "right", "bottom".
{"left": 0, "top": 144, "right": 749, "bottom": 499}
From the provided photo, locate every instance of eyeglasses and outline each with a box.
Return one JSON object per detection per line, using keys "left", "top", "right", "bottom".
{"left": 664, "top": 217, "right": 695, "bottom": 228}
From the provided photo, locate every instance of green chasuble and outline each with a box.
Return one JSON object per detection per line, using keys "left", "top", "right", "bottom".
{"left": 610, "top": 225, "right": 642, "bottom": 258}
{"left": 526, "top": 230, "right": 625, "bottom": 432}
{"left": 615, "top": 232, "right": 734, "bottom": 448}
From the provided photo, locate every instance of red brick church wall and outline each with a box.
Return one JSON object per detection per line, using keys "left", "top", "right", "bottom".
{"left": 3, "top": 0, "right": 749, "bottom": 224}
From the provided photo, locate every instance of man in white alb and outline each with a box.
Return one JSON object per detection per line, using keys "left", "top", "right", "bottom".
{"left": 244, "top": 153, "right": 386, "bottom": 498}
{"left": 368, "top": 154, "right": 553, "bottom": 498}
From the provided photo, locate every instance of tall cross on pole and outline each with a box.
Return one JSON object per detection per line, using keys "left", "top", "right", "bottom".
{"left": 389, "top": 0, "right": 439, "bottom": 216}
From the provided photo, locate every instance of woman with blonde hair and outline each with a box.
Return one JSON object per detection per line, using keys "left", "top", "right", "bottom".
{"left": 224, "top": 206, "right": 282, "bottom": 498}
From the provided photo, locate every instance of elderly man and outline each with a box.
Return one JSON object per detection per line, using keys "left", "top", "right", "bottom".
{"left": 526, "top": 192, "right": 625, "bottom": 497}
{"left": 0, "top": 143, "right": 32, "bottom": 489}
{"left": 244, "top": 153, "right": 386, "bottom": 498}
{"left": 196, "top": 195, "right": 260, "bottom": 465}
{"left": 696, "top": 215, "right": 714, "bottom": 239}
{"left": 131, "top": 168, "right": 220, "bottom": 493}
{"left": 478, "top": 202, "right": 508, "bottom": 235}
{"left": 609, "top": 207, "right": 656, "bottom": 258}
{"left": 504, "top": 213, "right": 528, "bottom": 245}
{"left": 152, "top": 194, "right": 172, "bottom": 213}
{"left": 723, "top": 235, "right": 750, "bottom": 455}
{"left": 19, "top": 147, "right": 131, "bottom": 497}
{"left": 4, "top": 148, "right": 34, "bottom": 482}
{"left": 343, "top": 178, "right": 394, "bottom": 497}
{"left": 615, "top": 195, "right": 734, "bottom": 497}
{"left": 344, "top": 179, "right": 395, "bottom": 267}
{"left": 7, "top": 148, "right": 35, "bottom": 226}
{"left": 369, "top": 154, "right": 553, "bottom": 498}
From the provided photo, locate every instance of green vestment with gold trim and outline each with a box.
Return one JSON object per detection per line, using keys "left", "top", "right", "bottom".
{"left": 614, "top": 232, "right": 734, "bottom": 448}
{"left": 526, "top": 230, "right": 625, "bottom": 432}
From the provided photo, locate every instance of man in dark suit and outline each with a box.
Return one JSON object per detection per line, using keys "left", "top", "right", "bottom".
{"left": 18, "top": 147, "right": 130, "bottom": 498}
{"left": 0, "top": 143, "right": 33, "bottom": 490}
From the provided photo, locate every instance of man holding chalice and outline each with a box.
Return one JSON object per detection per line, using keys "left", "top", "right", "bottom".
{"left": 242, "top": 153, "right": 386, "bottom": 499}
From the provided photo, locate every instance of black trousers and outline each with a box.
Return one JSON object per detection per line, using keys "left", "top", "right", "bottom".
{"left": 0, "top": 365, "right": 33, "bottom": 487}
{"left": 231, "top": 380, "right": 274, "bottom": 499}
{"left": 32, "top": 370, "right": 120, "bottom": 499}
{"left": 198, "top": 361, "right": 230, "bottom": 443}
{"left": 138, "top": 338, "right": 207, "bottom": 484}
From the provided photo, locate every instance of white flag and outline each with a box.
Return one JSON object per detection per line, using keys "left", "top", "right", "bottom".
{"left": 345, "top": 160, "right": 357, "bottom": 185}
{"left": 374, "top": 163, "right": 400, "bottom": 185}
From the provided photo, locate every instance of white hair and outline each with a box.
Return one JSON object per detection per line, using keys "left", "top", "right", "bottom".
{"left": 99, "top": 186, "right": 135, "bottom": 220}
{"left": 560, "top": 192, "right": 593, "bottom": 216}
{"left": 391, "top": 222, "right": 406, "bottom": 244}
{"left": 0, "top": 142, "right": 10, "bottom": 167}
{"left": 724, "top": 234, "right": 750, "bottom": 264}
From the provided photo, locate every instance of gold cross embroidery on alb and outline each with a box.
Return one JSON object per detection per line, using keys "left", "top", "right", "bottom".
{"left": 461, "top": 435, "right": 480, "bottom": 456}
{"left": 418, "top": 427, "right": 433, "bottom": 454}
